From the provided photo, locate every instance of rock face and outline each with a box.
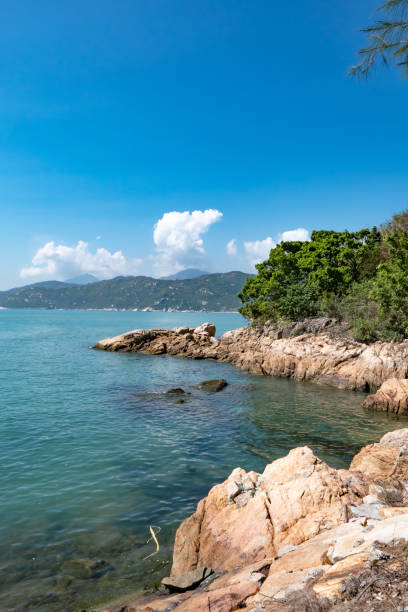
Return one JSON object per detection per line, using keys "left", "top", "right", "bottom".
{"left": 362, "top": 377, "right": 408, "bottom": 413}
{"left": 102, "top": 429, "right": 408, "bottom": 612}
{"left": 94, "top": 321, "right": 408, "bottom": 391}
{"left": 170, "top": 447, "right": 366, "bottom": 576}
{"left": 350, "top": 427, "right": 408, "bottom": 483}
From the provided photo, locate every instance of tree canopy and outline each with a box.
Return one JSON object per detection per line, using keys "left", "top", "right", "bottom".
{"left": 238, "top": 212, "right": 408, "bottom": 342}
{"left": 350, "top": 0, "right": 408, "bottom": 78}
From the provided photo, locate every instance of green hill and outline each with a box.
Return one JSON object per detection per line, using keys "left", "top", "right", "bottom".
{"left": 0, "top": 271, "right": 251, "bottom": 311}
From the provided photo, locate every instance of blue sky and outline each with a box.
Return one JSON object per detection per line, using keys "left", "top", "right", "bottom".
{"left": 1, "top": 0, "right": 407, "bottom": 289}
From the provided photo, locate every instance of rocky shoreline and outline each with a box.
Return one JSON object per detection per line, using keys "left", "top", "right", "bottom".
{"left": 94, "top": 319, "right": 408, "bottom": 395}
{"left": 93, "top": 321, "right": 408, "bottom": 610}
{"left": 100, "top": 428, "right": 408, "bottom": 611}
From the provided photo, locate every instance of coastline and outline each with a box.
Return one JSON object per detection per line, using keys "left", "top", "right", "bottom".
{"left": 99, "top": 428, "right": 408, "bottom": 612}
{"left": 0, "top": 307, "right": 238, "bottom": 313}
{"left": 94, "top": 319, "right": 408, "bottom": 394}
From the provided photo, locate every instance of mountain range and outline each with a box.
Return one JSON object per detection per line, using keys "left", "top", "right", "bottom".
{"left": 0, "top": 271, "right": 251, "bottom": 311}
{"left": 160, "top": 268, "right": 209, "bottom": 281}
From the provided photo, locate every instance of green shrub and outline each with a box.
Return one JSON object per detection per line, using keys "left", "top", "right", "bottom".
{"left": 238, "top": 211, "right": 408, "bottom": 343}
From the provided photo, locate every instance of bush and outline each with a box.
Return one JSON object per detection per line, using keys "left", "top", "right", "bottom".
{"left": 238, "top": 211, "right": 408, "bottom": 342}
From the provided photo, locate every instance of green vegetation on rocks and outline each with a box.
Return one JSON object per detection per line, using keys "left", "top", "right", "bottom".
{"left": 238, "top": 211, "right": 408, "bottom": 342}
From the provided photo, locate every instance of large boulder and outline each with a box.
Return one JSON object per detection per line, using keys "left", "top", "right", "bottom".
{"left": 170, "top": 447, "right": 366, "bottom": 577}
{"left": 194, "top": 322, "right": 216, "bottom": 337}
{"left": 350, "top": 428, "right": 408, "bottom": 483}
{"left": 362, "top": 378, "right": 408, "bottom": 414}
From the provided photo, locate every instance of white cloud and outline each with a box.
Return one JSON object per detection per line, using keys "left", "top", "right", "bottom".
{"left": 243, "top": 228, "right": 310, "bottom": 269}
{"left": 226, "top": 238, "right": 237, "bottom": 256}
{"left": 153, "top": 209, "right": 223, "bottom": 275}
{"left": 278, "top": 228, "right": 310, "bottom": 242}
{"left": 20, "top": 240, "right": 142, "bottom": 281}
{"left": 244, "top": 236, "right": 275, "bottom": 268}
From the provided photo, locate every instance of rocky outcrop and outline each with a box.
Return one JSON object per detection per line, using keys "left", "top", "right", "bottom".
{"left": 350, "top": 427, "right": 408, "bottom": 484}
{"left": 94, "top": 320, "right": 408, "bottom": 391}
{"left": 169, "top": 447, "right": 366, "bottom": 577}
{"left": 362, "top": 377, "right": 408, "bottom": 413}
{"left": 102, "top": 429, "right": 408, "bottom": 612}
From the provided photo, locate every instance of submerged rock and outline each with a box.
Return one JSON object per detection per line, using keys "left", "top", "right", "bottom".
{"left": 166, "top": 388, "right": 185, "bottom": 394}
{"left": 197, "top": 379, "right": 228, "bottom": 392}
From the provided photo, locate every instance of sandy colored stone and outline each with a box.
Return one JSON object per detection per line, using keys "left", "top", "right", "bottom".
{"left": 194, "top": 322, "right": 216, "bottom": 337}
{"left": 170, "top": 498, "right": 206, "bottom": 576}
{"left": 106, "top": 430, "right": 408, "bottom": 612}
{"left": 379, "top": 506, "right": 408, "bottom": 519}
{"left": 170, "top": 447, "right": 365, "bottom": 577}
{"left": 268, "top": 532, "right": 332, "bottom": 576}
{"left": 350, "top": 427, "right": 408, "bottom": 482}
{"left": 120, "top": 592, "right": 190, "bottom": 612}
{"left": 313, "top": 552, "right": 369, "bottom": 600}
{"left": 95, "top": 323, "right": 408, "bottom": 391}
{"left": 363, "top": 378, "right": 408, "bottom": 414}
{"left": 380, "top": 428, "right": 408, "bottom": 448}
{"left": 174, "top": 580, "right": 259, "bottom": 612}
{"left": 248, "top": 566, "right": 329, "bottom": 608}
{"left": 206, "top": 558, "right": 272, "bottom": 592}
{"left": 262, "top": 447, "right": 365, "bottom": 551}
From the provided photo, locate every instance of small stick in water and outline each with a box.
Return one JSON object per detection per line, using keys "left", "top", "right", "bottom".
{"left": 143, "top": 525, "right": 161, "bottom": 560}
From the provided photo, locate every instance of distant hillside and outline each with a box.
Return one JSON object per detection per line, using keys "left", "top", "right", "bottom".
{"left": 0, "top": 272, "right": 252, "bottom": 311}
{"left": 160, "top": 268, "right": 209, "bottom": 281}
{"left": 5, "top": 280, "right": 71, "bottom": 294}
{"left": 65, "top": 274, "right": 99, "bottom": 285}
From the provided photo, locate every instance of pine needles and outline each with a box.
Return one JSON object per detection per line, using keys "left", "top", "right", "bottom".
{"left": 350, "top": 0, "right": 408, "bottom": 77}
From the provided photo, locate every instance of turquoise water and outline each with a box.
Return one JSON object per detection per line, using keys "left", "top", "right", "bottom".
{"left": 0, "top": 310, "right": 403, "bottom": 611}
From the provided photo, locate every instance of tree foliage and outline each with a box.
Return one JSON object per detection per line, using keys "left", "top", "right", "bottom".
{"left": 350, "top": 0, "right": 408, "bottom": 78}
{"left": 238, "top": 211, "right": 408, "bottom": 342}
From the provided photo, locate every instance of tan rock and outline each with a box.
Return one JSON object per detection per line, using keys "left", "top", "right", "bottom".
{"left": 380, "top": 428, "right": 408, "bottom": 448}
{"left": 125, "top": 592, "right": 189, "bottom": 611}
{"left": 252, "top": 568, "right": 317, "bottom": 601}
{"left": 262, "top": 447, "right": 365, "bottom": 551}
{"left": 174, "top": 580, "right": 259, "bottom": 612}
{"left": 95, "top": 323, "right": 408, "bottom": 391}
{"left": 350, "top": 427, "right": 408, "bottom": 482}
{"left": 194, "top": 322, "right": 216, "bottom": 337}
{"left": 206, "top": 559, "right": 272, "bottom": 592}
{"left": 170, "top": 447, "right": 365, "bottom": 577}
{"left": 363, "top": 378, "right": 408, "bottom": 414}
{"left": 379, "top": 506, "right": 408, "bottom": 519}
{"left": 313, "top": 552, "right": 369, "bottom": 600}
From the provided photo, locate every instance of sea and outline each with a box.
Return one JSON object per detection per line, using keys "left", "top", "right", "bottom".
{"left": 0, "top": 309, "right": 403, "bottom": 611}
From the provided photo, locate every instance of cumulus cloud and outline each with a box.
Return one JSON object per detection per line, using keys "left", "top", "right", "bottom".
{"left": 244, "top": 228, "right": 309, "bottom": 269}
{"left": 244, "top": 236, "right": 275, "bottom": 268}
{"left": 153, "top": 209, "right": 223, "bottom": 275}
{"left": 226, "top": 238, "right": 237, "bottom": 256}
{"left": 20, "top": 240, "right": 142, "bottom": 281}
{"left": 278, "top": 228, "right": 310, "bottom": 242}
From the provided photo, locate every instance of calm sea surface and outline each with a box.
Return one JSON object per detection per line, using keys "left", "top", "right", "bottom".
{"left": 0, "top": 309, "right": 403, "bottom": 611}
